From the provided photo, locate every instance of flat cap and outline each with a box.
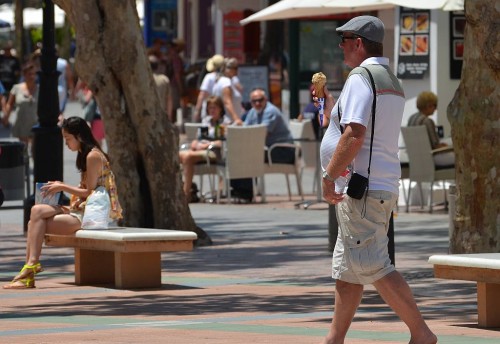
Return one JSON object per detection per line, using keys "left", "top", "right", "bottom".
{"left": 336, "top": 15, "right": 385, "bottom": 44}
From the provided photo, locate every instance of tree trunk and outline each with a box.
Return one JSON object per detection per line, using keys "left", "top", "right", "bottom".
{"left": 447, "top": 0, "right": 499, "bottom": 253}
{"left": 54, "top": 0, "right": 208, "bottom": 242}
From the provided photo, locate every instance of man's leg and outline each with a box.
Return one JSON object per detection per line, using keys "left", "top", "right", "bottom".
{"left": 321, "top": 280, "right": 364, "bottom": 344}
{"left": 373, "top": 271, "right": 437, "bottom": 344}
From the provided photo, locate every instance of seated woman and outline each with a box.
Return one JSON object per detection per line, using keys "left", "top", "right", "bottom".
{"left": 407, "top": 91, "right": 454, "bottom": 167}
{"left": 179, "top": 96, "right": 230, "bottom": 202}
{"left": 3, "top": 116, "right": 122, "bottom": 289}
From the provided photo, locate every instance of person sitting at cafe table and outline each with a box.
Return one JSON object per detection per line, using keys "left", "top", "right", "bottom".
{"left": 407, "top": 91, "right": 454, "bottom": 167}
{"left": 244, "top": 88, "right": 295, "bottom": 164}
{"left": 179, "top": 96, "right": 230, "bottom": 202}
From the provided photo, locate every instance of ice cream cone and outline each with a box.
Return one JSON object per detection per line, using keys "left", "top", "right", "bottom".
{"left": 311, "top": 72, "right": 327, "bottom": 98}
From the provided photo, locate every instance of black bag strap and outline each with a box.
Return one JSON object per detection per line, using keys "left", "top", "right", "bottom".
{"left": 361, "top": 66, "right": 377, "bottom": 179}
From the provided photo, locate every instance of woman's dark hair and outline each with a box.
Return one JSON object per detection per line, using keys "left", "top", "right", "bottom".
{"left": 61, "top": 116, "right": 108, "bottom": 172}
{"left": 206, "top": 96, "right": 225, "bottom": 117}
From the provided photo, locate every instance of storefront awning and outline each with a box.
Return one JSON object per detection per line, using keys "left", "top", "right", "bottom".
{"left": 240, "top": 0, "right": 464, "bottom": 25}
{"left": 389, "top": 0, "right": 464, "bottom": 11}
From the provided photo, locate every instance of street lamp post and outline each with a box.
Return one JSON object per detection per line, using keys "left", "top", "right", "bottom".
{"left": 23, "top": 0, "right": 63, "bottom": 232}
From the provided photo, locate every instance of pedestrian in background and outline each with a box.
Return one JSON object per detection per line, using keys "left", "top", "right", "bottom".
{"left": 193, "top": 54, "right": 224, "bottom": 122}
{"left": 212, "top": 58, "right": 243, "bottom": 125}
{"left": 0, "top": 41, "right": 21, "bottom": 100}
{"left": 149, "top": 55, "right": 173, "bottom": 123}
{"left": 1, "top": 63, "right": 38, "bottom": 149}
{"left": 166, "top": 39, "right": 186, "bottom": 122}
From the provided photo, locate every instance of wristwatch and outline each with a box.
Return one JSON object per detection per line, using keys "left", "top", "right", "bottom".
{"left": 322, "top": 169, "right": 335, "bottom": 182}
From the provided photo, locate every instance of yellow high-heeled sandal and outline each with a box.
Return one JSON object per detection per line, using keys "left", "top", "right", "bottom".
{"left": 3, "top": 266, "right": 36, "bottom": 289}
{"left": 16, "top": 263, "right": 43, "bottom": 275}
{"left": 11, "top": 263, "right": 41, "bottom": 281}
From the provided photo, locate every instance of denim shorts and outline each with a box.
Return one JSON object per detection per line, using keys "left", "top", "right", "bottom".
{"left": 332, "top": 190, "right": 398, "bottom": 285}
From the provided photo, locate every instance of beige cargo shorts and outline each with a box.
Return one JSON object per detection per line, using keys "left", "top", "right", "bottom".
{"left": 332, "top": 190, "right": 398, "bottom": 285}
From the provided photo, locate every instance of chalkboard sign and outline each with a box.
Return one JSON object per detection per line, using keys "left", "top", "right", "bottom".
{"left": 237, "top": 65, "right": 269, "bottom": 103}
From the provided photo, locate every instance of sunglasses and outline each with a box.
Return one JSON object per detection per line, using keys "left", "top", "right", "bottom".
{"left": 251, "top": 97, "right": 265, "bottom": 104}
{"left": 340, "top": 34, "right": 359, "bottom": 43}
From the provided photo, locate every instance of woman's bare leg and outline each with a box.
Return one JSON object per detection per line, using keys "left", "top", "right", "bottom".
{"left": 25, "top": 206, "right": 81, "bottom": 266}
{"left": 4, "top": 205, "right": 80, "bottom": 288}
{"left": 180, "top": 151, "right": 206, "bottom": 197}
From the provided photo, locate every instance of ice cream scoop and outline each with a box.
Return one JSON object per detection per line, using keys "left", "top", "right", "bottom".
{"left": 311, "top": 72, "right": 327, "bottom": 98}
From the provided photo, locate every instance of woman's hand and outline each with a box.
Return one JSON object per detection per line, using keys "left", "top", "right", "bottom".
{"left": 196, "top": 140, "right": 211, "bottom": 150}
{"left": 41, "top": 181, "right": 65, "bottom": 196}
{"left": 190, "top": 140, "right": 199, "bottom": 150}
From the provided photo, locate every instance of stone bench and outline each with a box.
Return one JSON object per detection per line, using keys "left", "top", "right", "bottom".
{"left": 428, "top": 253, "right": 500, "bottom": 328}
{"left": 44, "top": 227, "right": 197, "bottom": 289}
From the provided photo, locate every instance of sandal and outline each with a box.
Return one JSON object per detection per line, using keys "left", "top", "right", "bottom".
{"left": 15, "top": 263, "right": 43, "bottom": 277}
{"left": 3, "top": 275, "right": 35, "bottom": 289}
{"left": 3, "top": 264, "right": 36, "bottom": 289}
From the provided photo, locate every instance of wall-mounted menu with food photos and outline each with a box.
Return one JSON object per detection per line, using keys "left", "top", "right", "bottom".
{"left": 397, "top": 8, "right": 430, "bottom": 79}
{"left": 449, "top": 11, "right": 465, "bottom": 79}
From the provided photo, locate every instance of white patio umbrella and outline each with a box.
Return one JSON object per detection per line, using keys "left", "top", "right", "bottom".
{"left": 240, "top": 0, "right": 395, "bottom": 25}
{"left": 240, "top": 0, "right": 464, "bottom": 25}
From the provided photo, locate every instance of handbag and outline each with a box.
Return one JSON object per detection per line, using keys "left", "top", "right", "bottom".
{"left": 81, "top": 151, "right": 112, "bottom": 229}
{"left": 81, "top": 186, "right": 111, "bottom": 229}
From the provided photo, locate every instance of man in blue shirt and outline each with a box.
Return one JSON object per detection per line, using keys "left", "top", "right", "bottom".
{"left": 245, "top": 88, "right": 295, "bottom": 164}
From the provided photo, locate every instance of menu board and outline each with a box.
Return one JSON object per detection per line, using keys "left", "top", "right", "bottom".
{"left": 237, "top": 65, "right": 269, "bottom": 103}
{"left": 397, "top": 8, "right": 430, "bottom": 79}
{"left": 449, "top": 11, "right": 465, "bottom": 79}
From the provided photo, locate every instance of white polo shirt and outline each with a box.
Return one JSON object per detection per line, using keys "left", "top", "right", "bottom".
{"left": 320, "top": 57, "right": 405, "bottom": 194}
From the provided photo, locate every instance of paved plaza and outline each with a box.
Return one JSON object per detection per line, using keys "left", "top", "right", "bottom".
{"left": 2, "top": 197, "right": 500, "bottom": 343}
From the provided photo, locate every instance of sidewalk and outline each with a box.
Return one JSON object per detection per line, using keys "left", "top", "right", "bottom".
{"left": 1, "top": 198, "right": 499, "bottom": 343}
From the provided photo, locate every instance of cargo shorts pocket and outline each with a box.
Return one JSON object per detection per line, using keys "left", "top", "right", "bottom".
{"left": 344, "top": 234, "right": 382, "bottom": 273}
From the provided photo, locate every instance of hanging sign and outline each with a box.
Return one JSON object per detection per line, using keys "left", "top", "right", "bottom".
{"left": 397, "top": 8, "right": 430, "bottom": 79}
{"left": 449, "top": 11, "right": 465, "bottom": 79}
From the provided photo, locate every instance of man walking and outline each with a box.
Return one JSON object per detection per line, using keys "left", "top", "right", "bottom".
{"left": 149, "top": 55, "right": 173, "bottom": 122}
{"left": 319, "top": 16, "right": 437, "bottom": 343}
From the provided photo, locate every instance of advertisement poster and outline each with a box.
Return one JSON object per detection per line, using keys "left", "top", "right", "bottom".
{"left": 397, "top": 8, "right": 430, "bottom": 79}
{"left": 144, "top": 0, "right": 178, "bottom": 45}
{"left": 223, "top": 11, "right": 245, "bottom": 63}
{"left": 449, "top": 11, "right": 465, "bottom": 79}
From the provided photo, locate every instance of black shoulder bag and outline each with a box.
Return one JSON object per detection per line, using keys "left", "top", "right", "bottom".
{"left": 346, "top": 67, "right": 377, "bottom": 200}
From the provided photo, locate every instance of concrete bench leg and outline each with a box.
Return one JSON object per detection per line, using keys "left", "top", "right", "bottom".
{"left": 75, "top": 249, "right": 162, "bottom": 289}
{"left": 114, "top": 252, "right": 161, "bottom": 289}
{"left": 75, "top": 248, "right": 115, "bottom": 285}
{"left": 478, "top": 282, "right": 500, "bottom": 328}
